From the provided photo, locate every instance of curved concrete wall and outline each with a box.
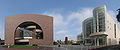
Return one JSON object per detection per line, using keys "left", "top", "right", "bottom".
{"left": 5, "top": 14, "right": 53, "bottom": 45}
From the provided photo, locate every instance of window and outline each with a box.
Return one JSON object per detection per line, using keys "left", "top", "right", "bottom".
{"left": 114, "top": 24, "right": 116, "bottom": 38}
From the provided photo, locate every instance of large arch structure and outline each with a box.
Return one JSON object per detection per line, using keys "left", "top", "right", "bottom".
{"left": 5, "top": 14, "right": 53, "bottom": 46}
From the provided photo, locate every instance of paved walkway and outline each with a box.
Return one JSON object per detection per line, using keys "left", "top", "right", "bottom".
{"left": 0, "top": 46, "right": 66, "bottom": 50}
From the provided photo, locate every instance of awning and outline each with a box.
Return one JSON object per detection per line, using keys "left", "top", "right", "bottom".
{"left": 26, "top": 26, "right": 36, "bottom": 29}
{"left": 36, "top": 29, "right": 42, "bottom": 32}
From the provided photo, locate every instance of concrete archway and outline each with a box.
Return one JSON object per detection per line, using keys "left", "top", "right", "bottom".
{"left": 5, "top": 14, "right": 53, "bottom": 46}
{"left": 14, "top": 21, "right": 43, "bottom": 45}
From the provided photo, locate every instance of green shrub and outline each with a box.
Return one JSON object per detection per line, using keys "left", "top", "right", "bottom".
{"left": 3, "top": 45, "right": 37, "bottom": 48}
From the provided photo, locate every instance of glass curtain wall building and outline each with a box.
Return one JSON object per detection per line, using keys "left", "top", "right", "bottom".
{"left": 82, "top": 6, "right": 120, "bottom": 46}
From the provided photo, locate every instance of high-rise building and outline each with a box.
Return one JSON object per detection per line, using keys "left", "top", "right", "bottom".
{"left": 82, "top": 6, "right": 120, "bottom": 46}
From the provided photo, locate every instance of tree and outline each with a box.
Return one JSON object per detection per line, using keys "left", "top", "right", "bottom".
{"left": 116, "top": 8, "right": 120, "bottom": 22}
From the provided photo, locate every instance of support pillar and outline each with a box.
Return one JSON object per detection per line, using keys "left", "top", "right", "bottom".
{"left": 94, "top": 38, "right": 96, "bottom": 46}
{"left": 32, "top": 28, "right": 36, "bottom": 39}
{"left": 97, "top": 38, "right": 99, "bottom": 46}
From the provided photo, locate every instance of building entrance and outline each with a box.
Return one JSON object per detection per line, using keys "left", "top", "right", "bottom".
{"left": 14, "top": 21, "right": 43, "bottom": 45}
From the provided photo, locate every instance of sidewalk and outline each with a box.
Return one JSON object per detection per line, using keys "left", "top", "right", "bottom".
{"left": 0, "top": 46, "right": 66, "bottom": 50}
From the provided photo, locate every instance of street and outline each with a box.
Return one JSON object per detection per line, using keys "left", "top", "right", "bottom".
{"left": 54, "top": 45, "right": 120, "bottom": 50}
{"left": 88, "top": 45, "right": 120, "bottom": 50}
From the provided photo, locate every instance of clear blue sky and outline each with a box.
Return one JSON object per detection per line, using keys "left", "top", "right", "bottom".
{"left": 0, "top": 0, "right": 120, "bottom": 40}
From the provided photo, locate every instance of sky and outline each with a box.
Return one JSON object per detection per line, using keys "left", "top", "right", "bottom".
{"left": 0, "top": 0, "right": 120, "bottom": 40}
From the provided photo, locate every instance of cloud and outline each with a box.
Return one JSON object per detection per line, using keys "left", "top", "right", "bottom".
{"left": 44, "top": 8, "right": 120, "bottom": 41}
{"left": 107, "top": 10, "right": 120, "bottom": 29}
{"left": 43, "top": 11, "right": 67, "bottom": 30}
{"left": 56, "top": 30, "right": 68, "bottom": 34}
{"left": 0, "top": 8, "right": 118, "bottom": 41}
{"left": 42, "top": 8, "right": 94, "bottom": 40}
{"left": 67, "top": 8, "right": 93, "bottom": 24}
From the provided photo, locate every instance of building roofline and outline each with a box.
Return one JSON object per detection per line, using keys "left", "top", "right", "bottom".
{"left": 5, "top": 14, "right": 53, "bottom": 18}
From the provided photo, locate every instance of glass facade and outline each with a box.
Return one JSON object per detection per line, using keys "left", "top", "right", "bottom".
{"left": 93, "top": 6, "right": 106, "bottom": 33}
{"left": 83, "top": 17, "right": 93, "bottom": 38}
{"left": 82, "top": 6, "right": 108, "bottom": 46}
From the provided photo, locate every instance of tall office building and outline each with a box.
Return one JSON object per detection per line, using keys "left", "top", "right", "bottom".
{"left": 82, "top": 6, "right": 120, "bottom": 46}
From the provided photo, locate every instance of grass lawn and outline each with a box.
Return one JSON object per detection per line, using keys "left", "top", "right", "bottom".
{"left": 3, "top": 45, "right": 37, "bottom": 48}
